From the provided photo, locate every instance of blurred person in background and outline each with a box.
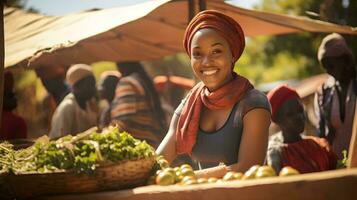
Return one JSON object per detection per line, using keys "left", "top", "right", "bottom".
{"left": 1, "top": 71, "right": 27, "bottom": 140}
{"left": 49, "top": 64, "right": 98, "bottom": 139}
{"left": 111, "top": 61, "right": 167, "bottom": 148}
{"left": 267, "top": 85, "right": 336, "bottom": 173}
{"left": 35, "top": 65, "right": 70, "bottom": 131}
{"left": 315, "top": 33, "right": 357, "bottom": 159}
{"left": 154, "top": 75, "right": 195, "bottom": 125}
{"left": 97, "top": 71, "right": 121, "bottom": 128}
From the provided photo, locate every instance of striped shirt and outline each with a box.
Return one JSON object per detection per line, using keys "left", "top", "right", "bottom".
{"left": 110, "top": 74, "right": 165, "bottom": 148}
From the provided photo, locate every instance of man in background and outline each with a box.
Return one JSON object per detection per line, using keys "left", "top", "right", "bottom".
{"left": 50, "top": 64, "right": 98, "bottom": 139}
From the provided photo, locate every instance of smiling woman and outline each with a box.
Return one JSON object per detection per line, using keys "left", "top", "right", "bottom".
{"left": 156, "top": 10, "right": 271, "bottom": 178}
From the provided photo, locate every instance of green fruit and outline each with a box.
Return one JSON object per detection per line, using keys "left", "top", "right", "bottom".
{"left": 158, "top": 159, "right": 169, "bottom": 169}
{"left": 257, "top": 166, "right": 276, "bottom": 176}
{"left": 216, "top": 179, "right": 224, "bottom": 183}
{"left": 197, "top": 178, "right": 208, "bottom": 184}
{"left": 183, "top": 179, "right": 197, "bottom": 185}
{"left": 175, "top": 174, "right": 184, "bottom": 183}
{"left": 255, "top": 170, "right": 275, "bottom": 178}
{"left": 181, "top": 175, "right": 195, "bottom": 183}
{"left": 180, "top": 164, "right": 193, "bottom": 171}
{"left": 279, "top": 166, "right": 300, "bottom": 177}
{"left": 242, "top": 165, "right": 260, "bottom": 180}
{"left": 233, "top": 172, "right": 243, "bottom": 180}
{"left": 180, "top": 167, "right": 195, "bottom": 177}
{"left": 174, "top": 167, "right": 180, "bottom": 172}
{"left": 156, "top": 171, "right": 175, "bottom": 186}
{"left": 164, "top": 167, "right": 175, "bottom": 176}
{"left": 207, "top": 177, "right": 218, "bottom": 183}
{"left": 223, "top": 171, "right": 236, "bottom": 181}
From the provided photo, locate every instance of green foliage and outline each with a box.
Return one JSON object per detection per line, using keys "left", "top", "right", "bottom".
{"left": 4, "top": 0, "right": 26, "bottom": 8}
{"left": 5, "top": 0, "right": 39, "bottom": 13}
{"left": 239, "top": 0, "right": 357, "bottom": 85}
{"left": 336, "top": 150, "right": 348, "bottom": 169}
{"left": 0, "top": 142, "right": 14, "bottom": 174}
{"left": 36, "top": 142, "right": 75, "bottom": 171}
{"left": 73, "top": 141, "right": 98, "bottom": 173}
{"left": 0, "top": 127, "right": 156, "bottom": 175}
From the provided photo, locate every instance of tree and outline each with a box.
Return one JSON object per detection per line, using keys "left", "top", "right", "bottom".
{"left": 4, "top": 0, "right": 39, "bottom": 13}
{"left": 236, "top": 0, "right": 357, "bottom": 85}
{"left": 4, "top": 0, "right": 26, "bottom": 8}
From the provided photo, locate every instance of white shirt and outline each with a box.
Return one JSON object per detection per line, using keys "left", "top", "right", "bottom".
{"left": 49, "top": 93, "right": 98, "bottom": 139}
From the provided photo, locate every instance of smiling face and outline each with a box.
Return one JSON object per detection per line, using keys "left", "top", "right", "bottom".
{"left": 190, "top": 28, "right": 234, "bottom": 91}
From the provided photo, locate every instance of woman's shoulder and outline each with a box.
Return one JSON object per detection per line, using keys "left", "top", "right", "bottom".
{"left": 239, "top": 89, "right": 271, "bottom": 115}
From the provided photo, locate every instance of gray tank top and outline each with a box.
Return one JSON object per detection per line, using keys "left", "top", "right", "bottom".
{"left": 174, "top": 89, "right": 271, "bottom": 169}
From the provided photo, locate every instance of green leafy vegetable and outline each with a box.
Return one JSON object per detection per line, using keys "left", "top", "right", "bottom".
{"left": 0, "top": 126, "right": 155, "bottom": 175}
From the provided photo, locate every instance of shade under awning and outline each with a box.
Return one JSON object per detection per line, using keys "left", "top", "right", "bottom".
{"left": 5, "top": 0, "right": 357, "bottom": 69}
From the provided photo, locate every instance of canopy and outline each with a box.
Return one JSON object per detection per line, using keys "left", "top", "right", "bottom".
{"left": 5, "top": 0, "right": 357, "bottom": 69}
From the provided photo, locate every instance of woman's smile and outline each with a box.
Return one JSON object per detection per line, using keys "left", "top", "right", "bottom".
{"left": 201, "top": 68, "right": 219, "bottom": 76}
{"left": 190, "top": 28, "right": 234, "bottom": 91}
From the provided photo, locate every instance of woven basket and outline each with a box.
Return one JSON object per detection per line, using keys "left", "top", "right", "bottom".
{"left": 7, "top": 156, "right": 155, "bottom": 198}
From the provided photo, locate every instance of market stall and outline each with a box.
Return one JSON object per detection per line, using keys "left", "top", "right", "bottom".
{"left": 2, "top": 1, "right": 357, "bottom": 199}
{"left": 5, "top": 0, "right": 357, "bottom": 71}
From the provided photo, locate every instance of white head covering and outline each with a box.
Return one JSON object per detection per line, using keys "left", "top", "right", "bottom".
{"left": 318, "top": 33, "right": 353, "bottom": 62}
{"left": 66, "top": 64, "right": 93, "bottom": 86}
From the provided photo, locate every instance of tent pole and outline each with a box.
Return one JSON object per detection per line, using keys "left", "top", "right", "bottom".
{"left": 188, "top": 0, "right": 195, "bottom": 23}
{"left": 188, "top": 0, "right": 206, "bottom": 24}
{"left": 0, "top": 3, "right": 4, "bottom": 135}
{"left": 347, "top": 99, "right": 357, "bottom": 168}
{"left": 199, "top": 0, "right": 206, "bottom": 11}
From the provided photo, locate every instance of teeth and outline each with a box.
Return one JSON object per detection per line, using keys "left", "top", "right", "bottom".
{"left": 202, "top": 70, "right": 218, "bottom": 75}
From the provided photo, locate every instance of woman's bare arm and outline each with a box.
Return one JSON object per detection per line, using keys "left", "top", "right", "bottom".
{"left": 156, "top": 113, "right": 179, "bottom": 164}
{"left": 195, "top": 108, "right": 271, "bottom": 178}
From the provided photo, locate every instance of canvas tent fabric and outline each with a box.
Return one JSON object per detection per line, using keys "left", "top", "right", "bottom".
{"left": 5, "top": 0, "right": 357, "bottom": 70}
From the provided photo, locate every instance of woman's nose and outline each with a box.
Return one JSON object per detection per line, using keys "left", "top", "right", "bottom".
{"left": 202, "top": 55, "right": 211, "bottom": 66}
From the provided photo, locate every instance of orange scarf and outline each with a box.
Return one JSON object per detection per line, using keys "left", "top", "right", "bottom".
{"left": 281, "top": 136, "right": 337, "bottom": 173}
{"left": 175, "top": 75, "right": 253, "bottom": 154}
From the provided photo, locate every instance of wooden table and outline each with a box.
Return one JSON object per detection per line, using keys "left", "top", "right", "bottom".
{"left": 39, "top": 168, "right": 357, "bottom": 200}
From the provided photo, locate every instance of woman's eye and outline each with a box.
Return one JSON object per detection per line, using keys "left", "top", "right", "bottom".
{"left": 192, "top": 52, "right": 201, "bottom": 58}
{"left": 212, "top": 49, "right": 222, "bottom": 54}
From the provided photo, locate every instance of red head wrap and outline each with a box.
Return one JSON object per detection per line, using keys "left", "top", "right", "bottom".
{"left": 183, "top": 10, "right": 245, "bottom": 63}
{"left": 267, "top": 85, "right": 300, "bottom": 122}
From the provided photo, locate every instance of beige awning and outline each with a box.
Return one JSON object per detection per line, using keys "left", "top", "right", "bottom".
{"left": 5, "top": 0, "right": 357, "bottom": 69}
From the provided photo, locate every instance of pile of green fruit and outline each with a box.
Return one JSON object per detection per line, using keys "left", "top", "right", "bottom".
{"left": 0, "top": 126, "right": 155, "bottom": 175}
{"left": 150, "top": 157, "right": 300, "bottom": 186}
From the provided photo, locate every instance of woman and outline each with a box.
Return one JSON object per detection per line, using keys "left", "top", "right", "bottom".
{"left": 156, "top": 10, "right": 271, "bottom": 178}
{"left": 267, "top": 85, "right": 337, "bottom": 173}
{"left": 111, "top": 61, "right": 167, "bottom": 148}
